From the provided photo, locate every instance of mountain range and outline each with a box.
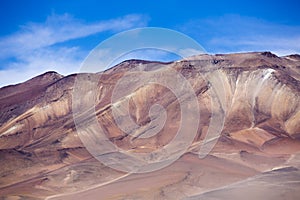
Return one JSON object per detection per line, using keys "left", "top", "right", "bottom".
{"left": 0, "top": 52, "right": 300, "bottom": 200}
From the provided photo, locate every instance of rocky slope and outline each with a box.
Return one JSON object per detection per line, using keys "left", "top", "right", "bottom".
{"left": 0, "top": 52, "right": 300, "bottom": 199}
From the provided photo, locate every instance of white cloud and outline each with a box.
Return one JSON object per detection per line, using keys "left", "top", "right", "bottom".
{"left": 0, "top": 14, "right": 148, "bottom": 58}
{"left": 180, "top": 15, "right": 300, "bottom": 56}
{"left": 0, "top": 46, "right": 83, "bottom": 86}
{"left": 0, "top": 14, "right": 149, "bottom": 87}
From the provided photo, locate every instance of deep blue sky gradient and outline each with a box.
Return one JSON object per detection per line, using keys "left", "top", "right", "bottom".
{"left": 0, "top": 0, "right": 299, "bottom": 86}
{"left": 1, "top": 0, "right": 300, "bottom": 35}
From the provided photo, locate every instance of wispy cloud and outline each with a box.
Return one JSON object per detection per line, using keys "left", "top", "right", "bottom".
{"left": 180, "top": 15, "right": 300, "bottom": 55}
{"left": 0, "top": 13, "right": 149, "bottom": 87}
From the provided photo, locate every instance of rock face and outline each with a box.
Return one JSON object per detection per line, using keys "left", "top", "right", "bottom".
{"left": 0, "top": 52, "right": 300, "bottom": 199}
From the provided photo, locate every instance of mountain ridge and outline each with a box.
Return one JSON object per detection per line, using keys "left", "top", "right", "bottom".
{"left": 0, "top": 51, "right": 300, "bottom": 199}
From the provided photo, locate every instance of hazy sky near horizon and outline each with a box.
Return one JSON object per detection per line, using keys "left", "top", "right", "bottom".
{"left": 0, "top": 0, "right": 300, "bottom": 86}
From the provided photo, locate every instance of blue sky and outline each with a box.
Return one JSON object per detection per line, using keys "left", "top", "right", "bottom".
{"left": 0, "top": 0, "right": 300, "bottom": 86}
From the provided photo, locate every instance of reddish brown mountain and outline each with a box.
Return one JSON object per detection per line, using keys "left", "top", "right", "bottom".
{"left": 0, "top": 52, "right": 300, "bottom": 200}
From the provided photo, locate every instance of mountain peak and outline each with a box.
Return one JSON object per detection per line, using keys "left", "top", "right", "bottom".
{"left": 0, "top": 52, "right": 300, "bottom": 199}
